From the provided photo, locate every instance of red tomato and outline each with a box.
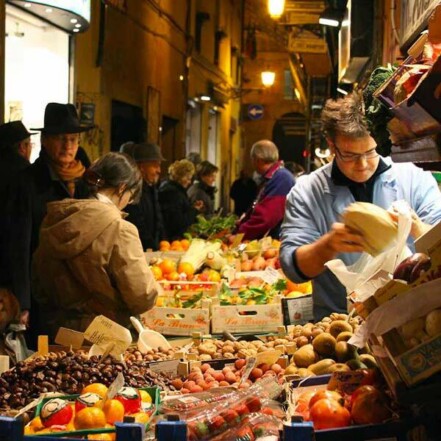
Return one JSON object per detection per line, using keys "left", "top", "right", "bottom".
{"left": 309, "top": 390, "right": 344, "bottom": 409}
{"left": 351, "top": 387, "right": 392, "bottom": 425}
{"left": 309, "top": 399, "right": 351, "bottom": 430}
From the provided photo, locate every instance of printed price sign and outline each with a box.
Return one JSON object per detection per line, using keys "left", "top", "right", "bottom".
{"left": 282, "top": 295, "right": 313, "bottom": 325}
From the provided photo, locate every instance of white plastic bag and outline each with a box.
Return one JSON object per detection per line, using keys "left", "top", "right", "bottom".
{"left": 325, "top": 200, "right": 413, "bottom": 302}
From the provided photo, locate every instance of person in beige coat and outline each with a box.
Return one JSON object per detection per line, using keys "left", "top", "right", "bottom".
{"left": 32, "top": 152, "right": 159, "bottom": 340}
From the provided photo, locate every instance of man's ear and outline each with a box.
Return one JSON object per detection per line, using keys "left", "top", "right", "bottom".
{"left": 326, "top": 138, "right": 335, "bottom": 155}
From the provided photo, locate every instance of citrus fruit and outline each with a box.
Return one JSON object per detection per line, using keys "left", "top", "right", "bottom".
{"left": 74, "top": 407, "right": 107, "bottom": 429}
{"left": 24, "top": 425, "right": 34, "bottom": 435}
{"left": 88, "top": 434, "right": 114, "bottom": 440}
{"left": 208, "top": 270, "right": 221, "bottom": 282}
{"left": 178, "top": 262, "right": 195, "bottom": 277}
{"left": 103, "top": 399, "right": 125, "bottom": 425}
{"left": 139, "top": 390, "right": 152, "bottom": 403}
{"left": 29, "top": 416, "right": 44, "bottom": 432}
{"left": 170, "top": 240, "right": 184, "bottom": 251}
{"left": 159, "top": 258, "right": 176, "bottom": 275}
{"left": 150, "top": 265, "right": 163, "bottom": 280}
{"left": 159, "top": 240, "right": 170, "bottom": 250}
{"left": 180, "top": 239, "right": 190, "bottom": 250}
{"left": 166, "top": 270, "right": 180, "bottom": 281}
{"left": 81, "top": 383, "right": 108, "bottom": 399}
{"left": 132, "top": 411, "right": 150, "bottom": 424}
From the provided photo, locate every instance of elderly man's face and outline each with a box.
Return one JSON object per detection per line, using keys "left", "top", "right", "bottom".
{"left": 138, "top": 160, "right": 161, "bottom": 185}
{"left": 43, "top": 133, "right": 80, "bottom": 166}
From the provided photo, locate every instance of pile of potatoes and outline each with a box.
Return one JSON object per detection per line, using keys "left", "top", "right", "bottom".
{"left": 285, "top": 313, "right": 377, "bottom": 377}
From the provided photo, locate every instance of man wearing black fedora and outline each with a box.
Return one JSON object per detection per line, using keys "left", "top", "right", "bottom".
{"left": 5, "top": 103, "right": 93, "bottom": 344}
{"left": 124, "top": 142, "right": 165, "bottom": 250}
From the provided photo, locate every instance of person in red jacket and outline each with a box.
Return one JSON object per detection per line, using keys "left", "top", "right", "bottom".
{"left": 236, "top": 140, "right": 295, "bottom": 240}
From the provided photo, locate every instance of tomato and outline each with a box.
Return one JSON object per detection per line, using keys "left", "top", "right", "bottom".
{"left": 360, "top": 368, "right": 382, "bottom": 386}
{"left": 309, "top": 390, "right": 344, "bottom": 409}
{"left": 351, "top": 387, "right": 391, "bottom": 425}
{"left": 309, "top": 399, "right": 351, "bottom": 430}
{"left": 350, "top": 385, "right": 376, "bottom": 408}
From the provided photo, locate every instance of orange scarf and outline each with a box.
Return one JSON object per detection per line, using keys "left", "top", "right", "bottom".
{"left": 51, "top": 159, "right": 85, "bottom": 197}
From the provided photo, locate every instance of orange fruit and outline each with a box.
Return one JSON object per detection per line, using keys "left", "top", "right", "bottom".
{"left": 167, "top": 271, "right": 180, "bottom": 281}
{"left": 74, "top": 407, "right": 107, "bottom": 429}
{"left": 81, "top": 383, "right": 108, "bottom": 399}
{"left": 88, "top": 433, "right": 114, "bottom": 440}
{"left": 178, "top": 262, "right": 195, "bottom": 277}
{"left": 139, "top": 390, "right": 153, "bottom": 403}
{"left": 180, "top": 239, "right": 190, "bottom": 250}
{"left": 24, "top": 425, "right": 34, "bottom": 435}
{"left": 29, "top": 416, "right": 44, "bottom": 432}
{"left": 159, "top": 240, "right": 170, "bottom": 250}
{"left": 159, "top": 258, "right": 176, "bottom": 275}
{"left": 103, "top": 399, "right": 125, "bottom": 425}
{"left": 150, "top": 265, "right": 163, "bottom": 280}
{"left": 132, "top": 411, "right": 150, "bottom": 424}
{"left": 208, "top": 270, "right": 221, "bottom": 282}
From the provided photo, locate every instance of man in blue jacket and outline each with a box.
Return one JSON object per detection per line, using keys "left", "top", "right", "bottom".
{"left": 280, "top": 93, "right": 441, "bottom": 321}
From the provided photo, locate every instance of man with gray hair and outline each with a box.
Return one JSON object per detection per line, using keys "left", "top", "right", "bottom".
{"left": 236, "top": 139, "right": 295, "bottom": 240}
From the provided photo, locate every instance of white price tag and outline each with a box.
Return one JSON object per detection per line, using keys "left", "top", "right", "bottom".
{"left": 261, "top": 267, "right": 282, "bottom": 285}
{"left": 106, "top": 372, "right": 125, "bottom": 400}
{"left": 84, "top": 315, "right": 132, "bottom": 358}
{"left": 149, "top": 359, "right": 180, "bottom": 377}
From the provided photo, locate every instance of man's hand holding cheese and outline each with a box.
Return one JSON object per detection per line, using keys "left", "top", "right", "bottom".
{"left": 280, "top": 93, "right": 441, "bottom": 320}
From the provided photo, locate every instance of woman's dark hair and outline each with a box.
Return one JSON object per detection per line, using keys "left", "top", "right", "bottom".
{"left": 196, "top": 160, "right": 218, "bottom": 180}
{"left": 84, "top": 152, "right": 142, "bottom": 203}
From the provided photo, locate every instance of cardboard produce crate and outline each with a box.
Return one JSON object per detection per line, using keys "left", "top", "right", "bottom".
{"left": 356, "top": 223, "right": 441, "bottom": 386}
{"left": 211, "top": 302, "right": 283, "bottom": 334}
{"left": 141, "top": 306, "right": 210, "bottom": 337}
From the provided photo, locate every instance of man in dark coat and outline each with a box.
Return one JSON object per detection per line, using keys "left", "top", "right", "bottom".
{"left": 0, "top": 121, "right": 35, "bottom": 309}
{"left": 124, "top": 143, "right": 165, "bottom": 250}
{"left": 6, "top": 103, "right": 93, "bottom": 345}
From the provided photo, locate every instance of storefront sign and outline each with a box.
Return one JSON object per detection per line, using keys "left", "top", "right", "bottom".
{"left": 400, "top": 0, "right": 439, "bottom": 46}
{"left": 8, "top": 0, "right": 91, "bottom": 32}
{"left": 288, "top": 30, "right": 328, "bottom": 54}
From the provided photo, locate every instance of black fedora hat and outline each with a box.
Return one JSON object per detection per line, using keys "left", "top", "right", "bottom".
{"left": 132, "top": 143, "right": 165, "bottom": 162}
{"left": 0, "top": 121, "right": 36, "bottom": 150}
{"left": 32, "top": 103, "right": 94, "bottom": 134}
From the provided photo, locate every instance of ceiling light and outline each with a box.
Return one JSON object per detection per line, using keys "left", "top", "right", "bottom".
{"left": 268, "top": 0, "right": 285, "bottom": 19}
{"left": 200, "top": 95, "right": 211, "bottom": 101}
{"left": 179, "top": 75, "right": 184, "bottom": 81}
{"left": 337, "top": 87, "right": 348, "bottom": 95}
{"left": 75, "top": 24, "right": 81, "bottom": 28}
{"left": 71, "top": 18, "right": 78, "bottom": 24}
{"left": 261, "top": 71, "right": 275, "bottom": 87}
{"left": 73, "top": 29, "right": 80, "bottom": 33}
{"left": 24, "top": 3, "right": 32, "bottom": 7}
{"left": 45, "top": 8, "right": 53, "bottom": 13}
{"left": 319, "top": 8, "right": 344, "bottom": 27}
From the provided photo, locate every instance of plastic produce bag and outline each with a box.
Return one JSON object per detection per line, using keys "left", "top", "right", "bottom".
{"left": 326, "top": 200, "right": 413, "bottom": 302}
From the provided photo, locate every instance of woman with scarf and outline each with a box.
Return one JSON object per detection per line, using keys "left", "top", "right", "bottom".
{"left": 187, "top": 160, "right": 219, "bottom": 216}
{"left": 32, "top": 152, "right": 159, "bottom": 340}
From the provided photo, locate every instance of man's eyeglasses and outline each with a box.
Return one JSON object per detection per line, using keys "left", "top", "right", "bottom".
{"left": 334, "top": 146, "right": 379, "bottom": 163}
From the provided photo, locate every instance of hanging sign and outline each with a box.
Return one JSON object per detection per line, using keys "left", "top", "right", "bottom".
{"left": 400, "top": 0, "right": 439, "bottom": 46}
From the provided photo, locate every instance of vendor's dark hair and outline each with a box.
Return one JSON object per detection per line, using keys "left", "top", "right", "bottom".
{"left": 196, "top": 160, "right": 218, "bottom": 179}
{"left": 84, "top": 152, "right": 142, "bottom": 203}
{"left": 321, "top": 92, "right": 370, "bottom": 141}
